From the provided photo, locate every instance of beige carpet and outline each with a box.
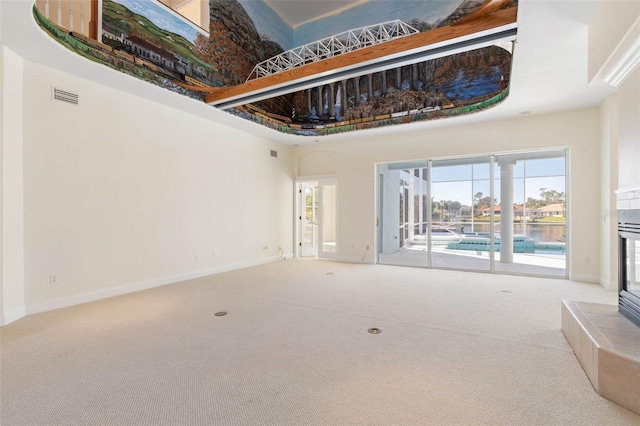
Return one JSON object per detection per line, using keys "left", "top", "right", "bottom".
{"left": 1, "top": 259, "right": 639, "bottom": 425}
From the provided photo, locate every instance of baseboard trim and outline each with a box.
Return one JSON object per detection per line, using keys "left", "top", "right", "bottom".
{"left": 25, "top": 256, "right": 286, "bottom": 317}
{"left": 598, "top": 278, "right": 615, "bottom": 291}
{"left": 1, "top": 306, "right": 27, "bottom": 326}
{"left": 569, "top": 273, "right": 600, "bottom": 284}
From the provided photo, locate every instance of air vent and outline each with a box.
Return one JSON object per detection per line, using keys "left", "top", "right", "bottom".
{"left": 270, "top": 150, "right": 278, "bottom": 158}
{"left": 52, "top": 87, "right": 79, "bottom": 105}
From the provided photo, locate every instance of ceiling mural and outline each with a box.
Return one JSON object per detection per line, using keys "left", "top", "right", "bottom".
{"left": 230, "top": 45, "right": 512, "bottom": 137}
{"left": 33, "top": 0, "right": 519, "bottom": 137}
{"left": 292, "top": 0, "right": 469, "bottom": 46}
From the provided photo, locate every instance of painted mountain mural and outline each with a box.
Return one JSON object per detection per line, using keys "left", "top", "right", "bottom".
{"left": 102, "top": 0, "right": 217, "bottom": 85}
{"left": 226, "top": 0, "right": 517, "bottom": 136}
{"left": 196, "top": 0, "right": 284, "bottom": 85}
{"left": 234, "top": 44, "right": 512, "bottom": 137}
{"left": 237, "top": 0, "right": 292, "bottom": 50}
{"left": 33, "top": 0, "right": 519, "bottom": 137}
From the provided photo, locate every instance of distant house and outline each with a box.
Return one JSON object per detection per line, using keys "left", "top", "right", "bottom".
{"left": 478, "top": 204, "right": 494, "bottom": 216}
{"left": 126, "top": 35, "right": 176, "bottom": 70}
{"left": 534, "top": 203, "right": 566, "bottom": 217}
{"left": 513, "top": 204, "right": 525, "bottom": 220}
{"left": 478, "top": 204, "right": 525, "bottom": 218}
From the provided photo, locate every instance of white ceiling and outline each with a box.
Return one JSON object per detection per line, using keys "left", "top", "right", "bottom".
{"left": 0, "top": 0, "right": 618, "bottom": 146}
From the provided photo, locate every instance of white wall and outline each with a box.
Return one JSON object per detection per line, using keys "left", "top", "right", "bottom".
{"left": 1, "top": 46, "right": 26, "bottom": 324}
{"left": 599, "top": 95, "right": 619, "bottom": 290}
{"left": 296, "top": 109, "right": 603, "bottom": 282}
{"left": 19, "top": 61, "right": 294, "bottom": 315}
{"left": 588, "top": 0, "right": 640, "bottom": 83}
{"left": 589, "top": 0, "right": 640, "bottom": 290}
{"left": 617, "top": 67, "right": 640, "bottom": 190}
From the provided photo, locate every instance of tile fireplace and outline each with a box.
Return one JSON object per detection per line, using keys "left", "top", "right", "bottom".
{"left": 619, "top": 208, "right": 640, "bottom": 327}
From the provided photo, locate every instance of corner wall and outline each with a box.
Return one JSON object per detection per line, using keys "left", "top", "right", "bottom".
{"left": 18, "top": 60, "right": 293, "bottom": 317}
{"left": 296, "top": 109, "right": 602, "bottom": 282}
{"left": 599, "top": 95, "right": 619, "bottom": 290}
{"left": 589, "top": 0, "right": 640, "bottom": 293}
{"left": 1, "top": 46, "right": 26, "bottom": 324}
{"left": 617, "top": 67, "right": 640, "bottom": 191}
{"left": 588, "top": 0, "right": 640, "bottom": 84}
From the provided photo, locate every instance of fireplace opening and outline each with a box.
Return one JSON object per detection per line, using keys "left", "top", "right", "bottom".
{"left": 618, "top": 209, "right": 640, "bottom": 327}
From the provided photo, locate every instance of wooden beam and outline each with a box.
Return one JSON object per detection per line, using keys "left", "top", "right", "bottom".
{"left": 205, "top": 6, "right": 517, "bottom": 107}
{"left": 89, "top": 0, "right": 98, "bottom": 39}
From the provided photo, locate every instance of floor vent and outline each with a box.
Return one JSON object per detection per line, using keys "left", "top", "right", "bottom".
{"left": 270, "top": 150, "right": 278, "bottom": 158}
{"left": 52, "top": 87, "right": 79, "bottom": 105}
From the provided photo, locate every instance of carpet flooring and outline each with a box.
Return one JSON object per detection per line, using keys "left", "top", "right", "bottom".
{"left": 2, "top": 259, "right": 639, "bottom": 425}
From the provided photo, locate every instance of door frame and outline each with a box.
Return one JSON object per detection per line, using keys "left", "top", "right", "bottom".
{"left": 298, "top": 181, "right": 318, "bottom": 257}
{"left": 295, "top": 178, "right": 339, "bottom": 259}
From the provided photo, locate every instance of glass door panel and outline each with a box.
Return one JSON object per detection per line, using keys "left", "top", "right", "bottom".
{"left": 378, "top": 163, "right": 428, "bottom": 267}
{"left": 299, "top": 182, "right": 317, "bottom": 257}
{"left": 431, "top": 157, "right": 491, "bottom": 271}
{"left": 319, "top": 181, "right": 337, "bottom": 258}
{"left": 493, "top": 151, "right": 567, "bottom": 276}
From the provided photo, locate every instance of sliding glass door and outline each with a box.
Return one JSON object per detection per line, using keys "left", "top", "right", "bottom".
{"left": 377, "top": 150, "right": 567, "bottom": 277}
{"left": 431, "top": 156, "right": 492, "bottom": 271}
{"left": 493, "top": 150, "right": 567, "bottom": 276}
{"left": 378, "top": 162, "right": 428, "bottom": 267}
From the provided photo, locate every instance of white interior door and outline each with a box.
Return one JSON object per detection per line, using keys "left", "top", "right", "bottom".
{"left": 297, "top": 179, "right": 338, "bottom": 258}
{"left": 318, "top": 180, "right": 338, "bottom": 258}
{"left": 299, "top": 182, "right": 318, "bottom": 257}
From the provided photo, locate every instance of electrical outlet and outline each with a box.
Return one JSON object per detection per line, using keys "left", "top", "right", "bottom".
{"left": 262, "top": 244, "right": 269, "bottom": 250}
{"left": 212, "top": 250, "right": 217, "bottom": 257}
{"left": 195, "top": 253, "right": 199, "bottom": 261}
{"left": 49, "top": 274, "right": 58, "bottom": 285}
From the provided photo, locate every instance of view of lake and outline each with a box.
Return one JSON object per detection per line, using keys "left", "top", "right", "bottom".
{"left": 461, "top": 222, "right": 566, "bottom": 243}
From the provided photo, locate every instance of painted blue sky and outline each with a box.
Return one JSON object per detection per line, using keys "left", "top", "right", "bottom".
{"left": 106, "top": 1, "right": 466, "bottom": 57}
{"left": 110, "top": 0, "right": 207, "bottom": 44}
{"left": 237, "top": 0, "right": 463, "bottom": 50}
{"left": 293, "top": 0, "right": 463, "bottom": 45}
{"left": 238, "top": 0, "right": 293, "bottom": 50}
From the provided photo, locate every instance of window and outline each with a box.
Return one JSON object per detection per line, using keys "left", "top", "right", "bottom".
{"left": 378, "top": 149, "right": 567, "bottom": 277}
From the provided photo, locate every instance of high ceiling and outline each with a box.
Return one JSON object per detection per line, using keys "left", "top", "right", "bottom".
{"left": 0, "top": 0, "right": 619, "bottom": 145}
{"left": 206, "top": 0, "right": 617, "bottom": 143}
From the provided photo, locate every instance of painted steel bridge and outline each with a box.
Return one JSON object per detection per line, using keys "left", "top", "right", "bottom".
{"left": 245, "top": 20, "right": 420, "bottom": 81}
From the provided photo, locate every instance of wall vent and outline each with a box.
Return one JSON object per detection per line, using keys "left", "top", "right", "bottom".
{"left": 52, "top": 87, "right": 79, "bottom": 105}
{"left": 270, "top": 150, "right": 278, "bottom": 158}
